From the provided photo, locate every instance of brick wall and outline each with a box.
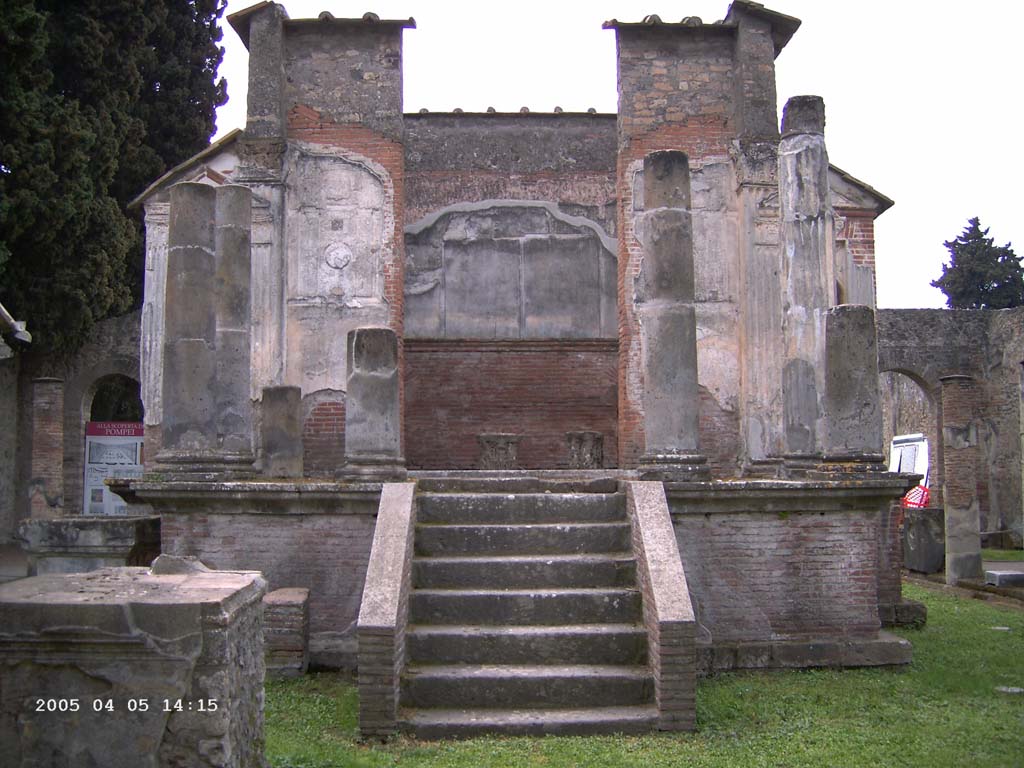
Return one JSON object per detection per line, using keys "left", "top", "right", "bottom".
{"left": 161, "top": 508, "right": 376, "bottom": 669}
{"left": 839, "top": 211, "right": 876, "bottom": 270}
{"left": 404, "top": 114, "right": 618, "bottom": 233}
{"left": 302, "top": 396, "right": 346, "bottom": 477}
{"left": 28, "top": 378, "right": 64, "bottom": 519}
{"left": 985, "top": 310, "right": 1024, "bottom": 546}
{"left": 0, "top": 356, "right": 19, "bottom": 540}
{"left": 670, "top": 490, "right": 882, "bottom": 642}
{"left": 876, "top": 502, "right": 904, "bottom": 610}
{"left": 15, "top": 311, "right": 142, "bottom": 519}
{"left": 404, "top": 339, "right": 618, "bottom": 469}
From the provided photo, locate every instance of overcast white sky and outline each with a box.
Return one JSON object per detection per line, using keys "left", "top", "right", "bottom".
{"left": 214, "top": 0, "right": 1024, "bottom": 309}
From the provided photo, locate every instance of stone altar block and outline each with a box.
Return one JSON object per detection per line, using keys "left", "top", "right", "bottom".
{"left": 0, "top": 559, "right": 267, "bottom": 768}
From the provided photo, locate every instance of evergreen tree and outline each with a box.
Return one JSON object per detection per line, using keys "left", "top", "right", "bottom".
{"left": 931, "top": 217, "right": 1024, "bottom": 310}
{"left": 0, "top": 0, "right": 227, "bottom": 353}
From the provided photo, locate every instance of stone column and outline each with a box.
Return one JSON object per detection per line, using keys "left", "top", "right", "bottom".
{"left": 260, "top": 386, "right": 303, "bottom": 478}
{"left": 342, "top": 327, "right": 405, "bottom": 479}
{"left": 736, "top": 144, "right": 785, "bottom": 476}
{"left": 29, "top": 378, "right": 64, "bottom": 519}
{"left": 822, "top": 304, "right": 885, "bottom": 469}
{"left": 778, "top": 96, "right": 835, "bottom": 471}
{"left": 214, "top": 185, "right": 255, "bottom": 466}
{"left": 158, "top": 182, "right": 254, "bottom": 476}
{"left": 635, "top": 151, "right": 708, "bottom": 480}
{"left": 158, "top": 183, "right": 217, "bottom": 470}
{"left": 940, "top": 375, "right": 983, "bottom": 584}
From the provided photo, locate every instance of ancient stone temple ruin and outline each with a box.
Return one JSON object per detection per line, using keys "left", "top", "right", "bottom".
{"left": 123, "top": 0, "right": 924, "bottom": 738}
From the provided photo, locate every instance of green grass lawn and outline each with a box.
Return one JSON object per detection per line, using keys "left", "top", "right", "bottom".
{"left": 264, "top": 583, "right": 1024, "bottom": 768}
{"left": 983, "top": 548, "right": 1024, "bottom": 562}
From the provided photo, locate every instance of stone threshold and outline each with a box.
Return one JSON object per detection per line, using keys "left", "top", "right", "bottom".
{"left": 696, "top": 632, "right": 912, "bottom": 676}
{"left": 905, "top": 571, "right": 1024, "bottom": 609}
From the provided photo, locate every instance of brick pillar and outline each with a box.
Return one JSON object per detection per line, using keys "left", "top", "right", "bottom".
{"left": 940, "top": 375, "right": 983, "bottom": 584}
{"left": 29, "top": 378, "right": 64, "bottom": 519}
{"left": 635, "top": 151, "right": 708, "bottom": 481}
{"left": 778, "top": 96, "right": 834, "bottom": 473}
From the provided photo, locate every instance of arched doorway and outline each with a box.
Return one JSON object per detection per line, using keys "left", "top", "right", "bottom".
{"left": 89, "top": 374, "right": 143, "bottom": 422}
{"left": 879, "top": 369, "right": 939, "bottom": 502}
{"left": 82, "top": 374, "right": 144, "bottom": 515}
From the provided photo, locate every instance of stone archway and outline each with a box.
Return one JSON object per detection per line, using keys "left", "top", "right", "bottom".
{"left": 87, "top": 374, "right": 144, "bottom": 423}
{"left": 879, "top": 368, "right": 940, "bottom": 504}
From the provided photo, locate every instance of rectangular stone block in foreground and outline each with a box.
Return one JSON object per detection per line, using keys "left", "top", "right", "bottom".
{"left": 985, "top": 570, "right": 1024, "bottom": 588}
{"left": 0, "top": 561, "right": 267, "bottom": 768}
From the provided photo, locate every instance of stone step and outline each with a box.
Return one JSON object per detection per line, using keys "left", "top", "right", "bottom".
{"left": 410, "top": 588, "right": 642, "bottom": 625}
{"left": 414, "top": 522, "right": 631, "bottom": 557}
{"left": 413, "top": 553, "right": 636, "bottom": 589}
{"left": 400, "top": 705, "right": 658, "bottom": 739}
{"left": 401, "top": 664, "right": 653, "bottom": 709}
{"left": 417, "top": 493, "right": 625, "bottom": 525}
{"left": 414, "top": 476, "right": 620, "bottom": 494}
{"left": 406, "top": 624, "right": 648, "bottom": 666}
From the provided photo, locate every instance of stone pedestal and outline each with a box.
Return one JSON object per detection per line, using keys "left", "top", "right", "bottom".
{"left": 635, "top": 151, "right": 708, "bottom": 480}
{"left": 903, "top": 507, "right": 944, "bottom": 574}
{"left": 822, "top": 304, "right": 885, "bottom": 470}
{"left": 260, "top": 386, "right": 303, "bottom": 478}
{"left": 478, "top": 434, "right": 521, "bottom": 470}
{"left": 0, "top": 558, "right": 267, "bottom": 768}
{"left": 17, "top": 516, "right": 160, "bottom": 576}
{"left": 778, "top": 96, "right": 833, "bottom": 470}
{"left": 940, "top": 375, "right": 983, "bottom": 584}
{"left": 566, "top": 431, "right": 604, "bottom": 469}
{"left": 342, "top": 327, "right": 405, "bottom": 479}
{"left": 29, "top": 377, "right": 64, "bottom": 518}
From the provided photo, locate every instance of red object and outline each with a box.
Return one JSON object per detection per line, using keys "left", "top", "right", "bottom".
{"left": 86, "top": 421, "right": 144, "bottom": 437}
{"left": 901, "top": 485, "right": 930, "bottom": 508}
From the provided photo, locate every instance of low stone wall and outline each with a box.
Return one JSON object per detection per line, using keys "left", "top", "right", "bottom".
{"left": 17, "top": 515, "right": 160, "bottom": 575}
{"left": 625, "top": 481, "right": 695, "bottom": 731}
{"left": 0, "top": 559, "right": 267, "bottom": 768}
{"left": 667, "top": 478, "right": 912, "bottom": 644}
{"left": 134, "top": 480, "right": 380, "bottom": 669}
{"left": 357, "top": 482, "right": 417, "bottom": 738}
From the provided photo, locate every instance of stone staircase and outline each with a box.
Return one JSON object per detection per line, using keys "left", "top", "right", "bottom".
{"left": 399, "top": 482, "right": 658, "bottom": 737}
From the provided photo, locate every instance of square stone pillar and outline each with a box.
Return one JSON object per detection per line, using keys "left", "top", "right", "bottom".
{"left": 822, "top": 304, "right": 885, "bottom": 470}
{"left": 0, "top": 558, "right": 267, "bottom": 768}
{"left": 157, "top": 182, "right": 254, "bottom": 477}
{"left": 635, "top": 151, "right": 709, "bottom": 481}
{"left": 342, "top": 327, "right": 405, "bottom": 479}
{"left": 29, "top": 377, "right": 64, "bottom": 519}
{"left": 260, "top": 386, "right": 303, "bottom": 478}
{"left": 940, "top": 375, "right": 983, "bottom": 584}
{"left": 778, "top": 96, "right": 834, "bottom": 472}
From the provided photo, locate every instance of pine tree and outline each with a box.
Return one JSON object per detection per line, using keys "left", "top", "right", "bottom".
{"left": 0, "top": 0, "right": 227, "bottom": 353}
{"left": 931, "top": 217, "right": 1024, "bottom": 309}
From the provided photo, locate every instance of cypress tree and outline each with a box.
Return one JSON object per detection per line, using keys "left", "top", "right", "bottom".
{"left": 931, "top": 217, "right": 1024, "bottom": 310}
{"left": 0, "top": 0, "right": 227, "bottom": 353}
